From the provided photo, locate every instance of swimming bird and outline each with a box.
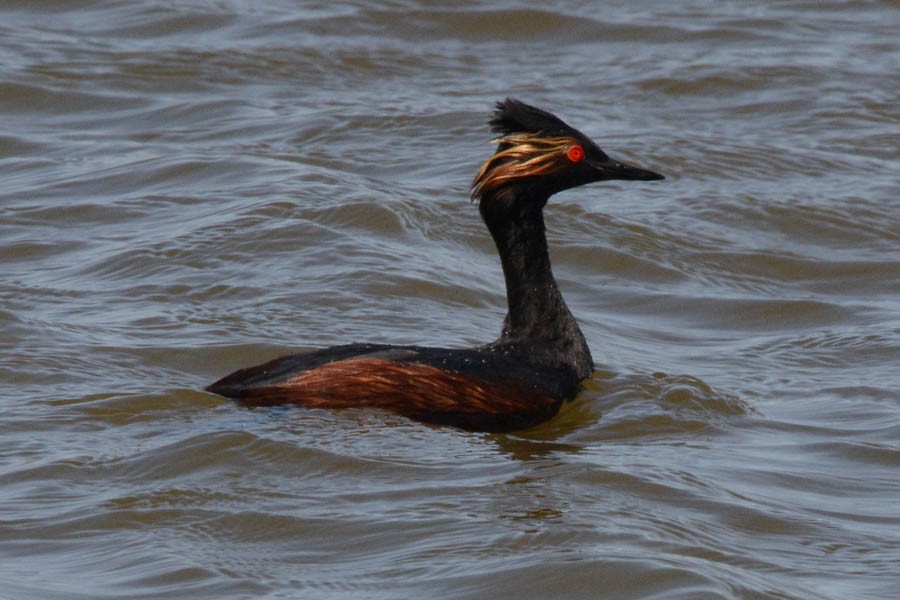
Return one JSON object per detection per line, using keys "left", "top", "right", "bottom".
{"left": 206, "top": 99, "right": 663, "bottom": 431}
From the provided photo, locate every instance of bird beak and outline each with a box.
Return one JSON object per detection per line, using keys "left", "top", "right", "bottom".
{"left": 590, "top": 156, "right": 665, "bottom": 181}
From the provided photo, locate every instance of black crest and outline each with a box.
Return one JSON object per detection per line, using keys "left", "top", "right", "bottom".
{"left": 489, "top": 98, "right": 579, "bottom": 137}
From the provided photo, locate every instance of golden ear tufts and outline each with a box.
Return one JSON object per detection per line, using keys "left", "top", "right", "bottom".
{"left": 471, "top": 135, "right": 575, "bottom": 201}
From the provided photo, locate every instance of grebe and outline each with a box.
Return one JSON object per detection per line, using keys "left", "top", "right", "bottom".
{"left": 207, "top": 99, "right": 663, "bottom": 431}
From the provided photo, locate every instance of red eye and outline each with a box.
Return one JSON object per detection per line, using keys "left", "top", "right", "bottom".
{"left": 566, "top": 145, "right": 585, "bottom": 163}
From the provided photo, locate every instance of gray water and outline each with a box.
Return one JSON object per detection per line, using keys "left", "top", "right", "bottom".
{"left": 1, "top": 2, "right": 898, "bottom": 599}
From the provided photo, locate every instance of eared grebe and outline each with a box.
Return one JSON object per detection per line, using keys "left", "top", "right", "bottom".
{"left": 207, "top": 99, "right": 663, "bottom": 431}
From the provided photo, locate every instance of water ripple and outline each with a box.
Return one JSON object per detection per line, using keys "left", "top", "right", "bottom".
{"left": 2, "top": 1, "right": 899, "bottom": 599}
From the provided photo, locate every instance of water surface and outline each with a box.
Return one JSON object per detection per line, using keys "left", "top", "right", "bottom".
{"left": 1, "top": 2, "right": 898, "bottom": 599}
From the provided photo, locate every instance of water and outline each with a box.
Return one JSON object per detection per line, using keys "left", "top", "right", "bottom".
{"left": 1, "top": 1, "right": 898, "bottom": 598}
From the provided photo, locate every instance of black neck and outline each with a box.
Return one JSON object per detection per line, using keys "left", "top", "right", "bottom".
{"left": 479, "top": 192, "right": 593, "bottom": 379}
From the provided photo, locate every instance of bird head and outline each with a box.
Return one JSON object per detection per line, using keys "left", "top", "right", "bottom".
{"left": 471, "top": 98, "right": 663, "bottom": 204}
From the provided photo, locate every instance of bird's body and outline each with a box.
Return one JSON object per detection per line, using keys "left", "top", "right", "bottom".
{"left": 206, "top": 343, "right": 573, "bottom": 431}
{"left": 207, "top": 99, "right": 663, "bottom": 431}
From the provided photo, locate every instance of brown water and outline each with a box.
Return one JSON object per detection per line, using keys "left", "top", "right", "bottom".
{"left": 1, "top": 2, "right": 898, "bottom": 599}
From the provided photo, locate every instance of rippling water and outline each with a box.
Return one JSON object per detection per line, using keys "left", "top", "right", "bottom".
{"left": 1, "top": 2, "right": 898, "bottom": 599}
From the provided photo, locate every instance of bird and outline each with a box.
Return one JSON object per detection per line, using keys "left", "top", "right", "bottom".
{"left": 206, "top": 98, "right": 663, "bottom": 432}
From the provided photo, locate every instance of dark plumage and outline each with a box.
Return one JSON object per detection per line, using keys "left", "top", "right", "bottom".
{"left": 489, "top": 98, "right": 576, "bottom": 137}
{"left": 207, "top": 99, "right": 663, "bottom": 431}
